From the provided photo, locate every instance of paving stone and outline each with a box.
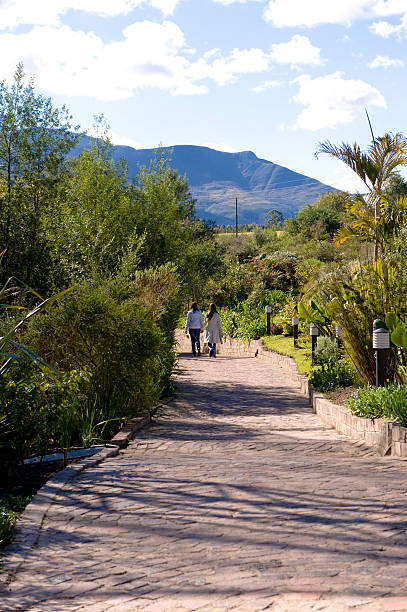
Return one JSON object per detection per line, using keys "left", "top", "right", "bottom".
{"left": 2, "top": 354, "right": 407, "bottom": 611}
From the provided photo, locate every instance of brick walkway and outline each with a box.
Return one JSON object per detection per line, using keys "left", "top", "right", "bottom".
{"left": 2, "top": 354, "right": 407, "bottom": 611}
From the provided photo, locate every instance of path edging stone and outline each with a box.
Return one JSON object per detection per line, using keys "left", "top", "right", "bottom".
{"left": 175, "top": 330, "right": 407, "bottom": 457}
{"left": 0, "top": 401, "right": 167, "bottom": 588}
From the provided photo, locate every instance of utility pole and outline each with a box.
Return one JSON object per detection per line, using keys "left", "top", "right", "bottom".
{"left": 235, "top": 197, "right": 238, "bottom": 238}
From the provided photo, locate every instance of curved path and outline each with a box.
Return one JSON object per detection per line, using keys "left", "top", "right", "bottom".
{"left": 2, "top": 354, "right": 407, "bottom": 611}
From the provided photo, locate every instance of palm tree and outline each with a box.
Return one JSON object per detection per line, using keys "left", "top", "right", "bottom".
{"left": 316, "top": 132, "right": 407, "bottom": 257}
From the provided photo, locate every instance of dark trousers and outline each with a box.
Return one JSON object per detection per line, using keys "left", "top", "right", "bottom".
{"left": 189, "top": 329, "right": 201, "bottom": 356}
{"left": 208, "top": 342, "right": 217, "bottom": 356}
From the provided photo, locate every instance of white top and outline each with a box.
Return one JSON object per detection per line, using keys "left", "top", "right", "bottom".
{"left": 205, "top": 312, "right": 223, "bottom": 344}
{"left": 185, "top": 309, "right": 204, "bottom": 331}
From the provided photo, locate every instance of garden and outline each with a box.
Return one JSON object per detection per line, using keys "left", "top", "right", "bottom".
{"left": 3, "top": 64, "right": 407, "bottom": 549}
{"left": 0, "top": 67, "right": 222, "bottom": 545}
{"left": 196, "top": 132, "right": 407, "bottom": 444}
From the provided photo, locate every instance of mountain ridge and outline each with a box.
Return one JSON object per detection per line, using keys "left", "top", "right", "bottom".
{"left": 74, "top": 140, "right": 335, "bottom": 224}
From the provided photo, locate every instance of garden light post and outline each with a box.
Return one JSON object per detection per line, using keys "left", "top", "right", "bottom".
{"left": 373, "top": 323, "right": 390, "bottom": 388}
{"left": 265, "top": 305, "right": 272, "bottom": 335}
{"left": 310, "top": 324, "right": 319, "bottom": 359}
{"left": 292, "top": 316, "right": 299, "bottom": 347}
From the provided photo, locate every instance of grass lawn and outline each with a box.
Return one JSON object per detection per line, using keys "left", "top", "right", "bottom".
{"left": 261, "top": 334, "right": 312, "bottom": 375}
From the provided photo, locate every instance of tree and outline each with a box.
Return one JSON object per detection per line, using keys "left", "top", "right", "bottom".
{"left": 48, "top": 133, "right": 136, "bottom": 282}
{"left": 0, "top": 64, "right": 79, "bottom": 288}
{"left": 287, "top": 191, "right": 348, "bottom": 240}
{"left": 265, "top": 209, "right": 283, "bottom": 228}
{"left": 316, "top": 133, "right": 407, "bottom": 258}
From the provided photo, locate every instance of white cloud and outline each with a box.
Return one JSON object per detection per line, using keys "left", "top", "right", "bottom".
{"left": 252, "top": 79, "right": 282, "bottom": 92}
{"left": 190, "top": 48, "right": 270, "bottom": 86}
{"left": 320, "top": 166, "right": 369, "bottom": 193}
{"left": 264, "top": 0, "right": 407, "bottom": 28}
{"left": 371, "top": 12, "right": 407, "bottom": 36}
{"left": 270, "top": 35, "right": 324, "bottom": 66}
{"left": 0, "top": 21, "right": 210, "bottom": 100}
{"left": 212, "top": 0, "right": 264, "bottom": 4}
{"left": 370, "top": 20, "right": 400, "bottom": 35}
{"left": 106, "top": 130, "right": 145, "bottom": 149}
{"left": 0, "top": 20, "right": 287, "bottom": 99}
{"left": 292, "top": 72, "right": 386, "bottom": 130}
{"left": 369, "top": 54, "right": 404, "bottom": 67}
{"left": 202, "top": 142, "right": 239, "bottom": 152}
{"left": 264, "top": 0, "right": 373, "bottom": 27}
{"left": 0, "top": 0, "right": 180, "bottom": 29}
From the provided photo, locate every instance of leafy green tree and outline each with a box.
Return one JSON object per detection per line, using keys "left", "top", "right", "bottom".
{"left": 265, "top": 209, "right": 283, "bottom": 228}
{"left": 316, "top": 133, "right": 407, "bottom": 257}
{"left": 132, "top": 152, "right": 197, "bottom": 269}
{"left": 287, "top": 191, "right": 348, "bottom": 240}
{"left": 48, "top": 135, "right": 136, "bottom": 282}
{"left": 0, "top": 64, "right": 79, "bottom": 288}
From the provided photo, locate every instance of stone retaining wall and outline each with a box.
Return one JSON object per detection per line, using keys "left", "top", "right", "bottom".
{"left": 311, "top": 392, "right": 393, "bottom": 456}
{"left": 175, "top": 330, "right": 407, "bottom": 458}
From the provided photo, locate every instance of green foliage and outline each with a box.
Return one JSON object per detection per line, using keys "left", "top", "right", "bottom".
{"left": 0, "top": 64, "right": 79, "bottom": 290}
{"left": 295, "top": 257, "right": 325, "bottom": 286}
{"left": 265, "top": 209, "right": 283, "bottom": 228}
{"left": 48, "top": 135, "right": 136, "bottom": 282}
{"left": 347, "top": 383, "right": 407, "bottom": 426}
{"left": 312, "top": 336, "right": 341, "bottom": 368}
{"left": 287, "top": 191, "right": 349, "bottom": 240}
{"left": 247, "top": 287, "right": 287, "bottom": 311}
{"left": 270, "top": 322, "right": 284, "bottom": 335}
{"left": 308, "top": 337, "right": 356, "bottom": 391}
{"left": 220, "top": 302, "right": 267, "bottom": 341}
{"left": 0, "top": 495, "right": 31, "bottom": 547}
{"left": 262, "top": 334, "right": 312, "bottom": 374}
{"left": 0, "top": 367, "right": 89, "bottom": 477}
{"left": 297, "top": 299, "right": 333, "bottom": 336}
{"left": 23, "top": 276, "right": 170, "bottom": 417}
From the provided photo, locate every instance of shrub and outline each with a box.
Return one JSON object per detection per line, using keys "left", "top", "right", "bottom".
{"left": 220, "top": 302, "right": 266, "bottom": 340}
{"left": 22, "top": 276, "right": 168, "bottom": 418}
{"left": 346, "top": 383, "right": 407, "bottom": 425}
{"left": 270, "top": 322, "right": 283, "bottom": 335}
{"left": 309, "top": 360, "right": 355, "bottom": 391}
{"left": 0, "top": 367, "right": 89, "bottom": 478}
{"left": 312, "top": 336, "right": 341, "bottom": 369}
{"left": 0, "top": 495, "right": 31, "bottom": 547}
{"left": 308, "top": 336, "right": 356, "bottom": 391}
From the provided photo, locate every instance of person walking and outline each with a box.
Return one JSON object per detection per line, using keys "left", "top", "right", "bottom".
{"left": 205, "top": 303, "right": 223, "bottom": 358}
{"left": 185, "top": 302, "right": 204, "bottom": 357}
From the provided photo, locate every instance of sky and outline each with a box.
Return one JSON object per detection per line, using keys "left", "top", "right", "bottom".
{"left": 1, "top": 0, "right": 407, "bottom": 193}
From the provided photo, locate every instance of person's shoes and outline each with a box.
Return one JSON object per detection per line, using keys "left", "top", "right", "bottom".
{"left": 209, "top": 348, "right": 214, "bottom": 357}
{"left": 197, "top": 348, "right": 201, "bottom": 356}
{"left": 192, "top": 353, "right": 196, "bottom": 357}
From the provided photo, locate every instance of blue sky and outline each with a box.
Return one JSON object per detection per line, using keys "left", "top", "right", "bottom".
{"left": 1, "top": 0, "right": 407, "bottom": 192}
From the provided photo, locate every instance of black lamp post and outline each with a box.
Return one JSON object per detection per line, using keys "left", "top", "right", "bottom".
{"left": 373, "top": 323, "right": 390, "bottom": 387}
{"left": 265, "top": 305, "right": 272, "bottom": 335}
{"left": 310, "top": 324, "right": 319, "bottom": 359}
{"left": 292, "top": 316, "right": 299, "bottom": 347}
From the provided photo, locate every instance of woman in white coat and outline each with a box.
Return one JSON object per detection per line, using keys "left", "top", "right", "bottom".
{"left": 204, "top": 303, "right": 223, "bottom": 357}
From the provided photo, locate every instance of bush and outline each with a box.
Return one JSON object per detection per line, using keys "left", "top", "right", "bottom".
{"left": 347, "top": 383, "right": 407, "bottom": 426}
{"left": 22, "top": 276, "right": 169, "bottom": 418}
{"left": 308, "top": 336, "right": 356, "bottom": 391}
{"left": 309, "top": 360, "right": 355, "bottom": 391}
{"left": 270, "top": 322, "right": 283, "bottom": 335}
{"left": 220, "top": 302, "right": 266, "bottom": 340}
{"left": 0, "top": 367, "right": 89, "bottom": 478}
{"left": 312, "top": 336, "right": 341, "bottom": 369}
{"left": 0, "top": 495, "right": 31, "bottom": 547}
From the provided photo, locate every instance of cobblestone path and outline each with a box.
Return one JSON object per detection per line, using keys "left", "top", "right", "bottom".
{"left": 2, "top": 354, "right": 407, "bottom": 612}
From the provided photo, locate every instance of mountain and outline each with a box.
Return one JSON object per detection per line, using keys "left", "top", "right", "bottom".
{"left": 74, "top": 140, "right": 335, "bottom": 224}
